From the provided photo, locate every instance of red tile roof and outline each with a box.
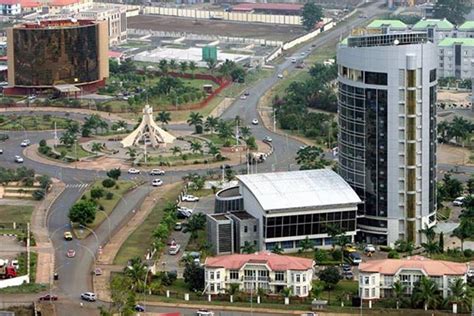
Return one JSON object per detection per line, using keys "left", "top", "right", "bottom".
{"left": 232, "top": 3, "right": 303, "bottom": 12}
{"left": 19, "top": 0, "right": 40, "bottom": 8}
{"left": 205, "top": 252, "right": 313, "bottom": 271}
{"left": 359, "top": 256, "right": 468, "bottom": 276}
{"left": 108, "top": 51, "right": 123, "bottom": 58}
{"left": 0, "top": 0, "right": 19, "bottom": 5}
{"left": 50, "top": 0, "right": 79, "bottom": 6}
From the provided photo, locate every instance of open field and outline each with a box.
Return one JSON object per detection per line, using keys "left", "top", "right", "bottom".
{"left": 128, "top": 15, "right": 305, "bottom": 42}
{"left": 0, "top": 205, "right": 34, "bottom": 223}
{"left": 0, "top": 115, "right": 71, "bottom": 131}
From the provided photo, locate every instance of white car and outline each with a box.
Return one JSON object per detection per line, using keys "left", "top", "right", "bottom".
{"left": 80, "top": 292, "right": 97, "bottom": 302}
{"left": 364, "top": 244, "right": 376, "bottom": 253}
{"left": 277, "top": 73, "right": 283, "bottom": 79}
{"left": 149, "top": 169, "right": 165, "bottom": 176}
{"left": 169, "top": 243, "right": 181, "bottom": 255}
{"left": 14, "top": 155, "right": 24, "bottom": 163}
{"left": 128, "top": 168, "right": 140, "bottom": 174}
{"left": 468, "top": 269, "right": 474, "bottom": 278}
{"left": 453, "top": 196, "right": 465, "bottom": 207}
{"left": 240, "top": 95, "right": 247, "bottom": 100}
{"left": 263, "top": 136, "right": 272, "bottom": 142}
{"left": 20, "top": 139, "right": 31, "bottom": 147}
{"left": 251, "top": 119, "right": 259, "bottom": 125}
{"left": 152, "top": 179, "right": 163, "bottom": 187}
{"left": 197, "top": 310, "right": 215, "bottom": 316}
{"left": 178, "top": 206, "right": 194, "bottom": 215}
{"left": 291, "top": 58, "right": 297, "bottom": 63}
{"left": 0, "top": 149, "right": 3, "bottom": 154}
{"left": 182, "top": 194, "right": 199, "bottom": 202}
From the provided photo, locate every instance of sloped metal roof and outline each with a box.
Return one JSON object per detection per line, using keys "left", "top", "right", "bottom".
{"left": 237, "top": 169, "right": 361, "bottom": 211}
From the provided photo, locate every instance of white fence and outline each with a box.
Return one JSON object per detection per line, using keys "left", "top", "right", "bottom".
{"left": 0, "top": 275, "right": 29, "bottom": 289}
{"left": 282, "top": 21, "right": 335, "bottom": 50}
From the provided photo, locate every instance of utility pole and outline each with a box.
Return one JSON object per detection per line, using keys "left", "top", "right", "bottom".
{"left": 273, "top": 107, "right": 276, "bottom": 132}
{"left": 27, "top": 222, "right": 30, "bottom": 283}
{"left": 53, "top": 121, "right": 58, "bottom": 146}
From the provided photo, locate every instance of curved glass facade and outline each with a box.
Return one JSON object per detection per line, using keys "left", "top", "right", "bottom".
{"left": 215, "top": 187, "right": 243, "bottom": 213}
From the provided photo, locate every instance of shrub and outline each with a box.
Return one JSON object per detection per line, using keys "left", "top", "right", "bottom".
{"left": 90, "top": 187, "right": 105, "bottom": 200}
{"left": 32, "top": 189, "right": 45, "bottom": 200}
{"left": 102, "top": 178, "right": 116, "bottom": 188}
{"left": 105, "top": 192, "right": 114, "bottom": 200}
{"left": 388, "top": 250, "right": 400, "bottom": 259}
{"left": 39, "top": 139, "right": 47, "bottom": 147}
{"left": 331, "top": 249, "right": 342, "bottom": 261}
{"left": 464, "top": 249, "right": 473, "bottom": 258}
{"left": 379, "top": 246, "right": 392, "bottom": 252}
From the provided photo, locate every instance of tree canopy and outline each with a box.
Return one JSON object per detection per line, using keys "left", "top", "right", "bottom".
{"left": 301, "top": 3, "right": 323, "bottom": 31}
{"left": 433, "top": 0, "right": 469, "bottom": 25}
{"left": 68, "top": 200, "right": 97, "bottom": 226}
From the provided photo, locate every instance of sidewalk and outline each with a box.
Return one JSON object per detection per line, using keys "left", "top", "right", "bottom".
{"left": 30, "top": 178, "right": 66, "bottom": 285}
{"left": 94, "top": 184, "right": 178, "bottom": 302}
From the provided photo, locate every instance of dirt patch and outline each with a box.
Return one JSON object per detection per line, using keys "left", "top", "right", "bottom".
{"left": 438, "top": 143, "right": 472, "bottom": 166}
{"left": 128, "top": 15, "right": 305, "bottom": 42}
{"left": 438, "top": 90, "right": 471, "bottom": 104}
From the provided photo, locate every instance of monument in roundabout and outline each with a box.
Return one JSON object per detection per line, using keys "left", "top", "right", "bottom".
{"left": 121, "top": 104, "right": 175, "bottom": 148}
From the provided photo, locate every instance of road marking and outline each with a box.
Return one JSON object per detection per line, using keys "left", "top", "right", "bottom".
{"left": 65, "top": 183, "right": 89, "bottom": 189}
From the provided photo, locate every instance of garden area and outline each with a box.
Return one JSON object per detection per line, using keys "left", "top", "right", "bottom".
{"left": 68, "top": 170, "right": 135, "bottom": 239}
{"left": 0, "top": 113, "right": 72, "bottom": 131}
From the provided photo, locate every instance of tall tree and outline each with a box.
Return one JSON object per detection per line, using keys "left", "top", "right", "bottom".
{"left": 179, "top": 61, "right": 188, "bottom": 74}
{"left": 392, "top": 280, "right": 406, "bottom": 310}
{"left": 68, "top": 200, "right": 97, "bottom": 226}
{"left": 187, "top": 112, "right": 204, "bottom": 134}
{"left": 205, "top": 116, "right": 219, "bottom": 134}
{"left": 123, "top": 257, "right": 148, "bottom": 290}
{"left": 156, "top": 111, "right": 171, "bottom": 127}
{"left": 448, "top": 278, "right": 471, "bottom": 313}
{"left": 183, "top": 262, "right": 205, "bottom": 291}
{"left": 412, "top": 276, "right": 441, "bottom": 311}
{"left": 183, "top": 213, "right": 206, "bottom": 239}
{"left": 452, "top": 220, "right": 474, "bottom": 251}
{"left": 433, "top": 0, "right": 469, "bottom": 25}
{"left": 189, "top": 61, "right": 197, "bottom": 76}
{"left": 295, "top": 146, "right": 328, "bottom": 170}
{"left": 241, "top": 241, "right": 256, "bottom": 254}
{"left": 301, "top": 2, "right": 323, "bottom": 31}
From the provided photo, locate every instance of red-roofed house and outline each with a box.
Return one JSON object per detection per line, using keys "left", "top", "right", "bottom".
{"left": 204, "top": 252, "right": 314, "bottom": 297}
{"left": 0, "top": 0, "right": 21, "bottom": 15}
{"left": 358, "top": 256, "right": 468, "bottom": 301}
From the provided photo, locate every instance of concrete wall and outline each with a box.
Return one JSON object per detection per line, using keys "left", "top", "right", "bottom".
{"left": 0, "top": 275, "right": 29, "bottom": 289}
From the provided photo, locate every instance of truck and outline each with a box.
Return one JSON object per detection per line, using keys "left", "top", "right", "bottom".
{"left": 0, "top": 259, "right": 17, "bottom": 279}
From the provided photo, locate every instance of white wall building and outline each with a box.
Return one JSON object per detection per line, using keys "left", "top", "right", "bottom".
{"left": 438, "top": 38, "right": 474, "bottom": 79}
{"left": 358, "top": 256, "right": 468, "bottom": 301}
{"left": 0, "top": 0, "right": 21, "bottom": 15}
{"left": 337, "top": 32, "right": 438, "bottom": 246}
{"left": 204, "top": 252, "right": 314, "bottom": 297}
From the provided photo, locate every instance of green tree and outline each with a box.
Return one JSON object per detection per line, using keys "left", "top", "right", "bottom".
{"left": 205, "top": 116, "right": 219, "bottom": 134}
{"left": 280, "top": 287, "right": 292, "bottom": 298}
{"left": 189, "top": 61, "right": 197, "bottom": 76}
{"left": 117, "top": 120, "right": 127, "bottom": 130}
{"left": 90, "top": 187, "right": 105, "bottom": 200}
{"left": 295, "top": 146, "right": 328, "bottom": 170}
{"left": 110, "top": 274, "right": 136, "bottom": 315}
{"left": 208, "top": 144, "right": 220, "bottom": 157}
{"left": 448, "top": 278, "right": 471, "bottom": 313}
{"left": 156, "top": 111, "right": 171, "bottom": 127}
{"left": 187, "top": 112, "right": 204, "bottom": 134}
{"left": 183, "top": 213, "right": 206, "bottom": 239}
{"left": 412, "top": 276, "right": 441, "bottom": 311}
{"left": 217, "top": 120, "right": 233, "bottom": 140}
{"left": 59, "top": 131, "right": 76, "bottom": 147}
{"left": 126, "top": 147, "right": 137, "bottom": 159}
{"left": 241, "top": 241, "right": 256, "bottom": 254}
{"left": 271, "top": 244, "right": 283, "bottom": 254}
{"left": 318, "top": 266, "right": 341, "bottom": 303}
{"left": 170, "top": 146, "right": 182, "bottom": 156}
{"left": 190, "top": 140, "right": 203, "bottom": 154}
{"left": 91, "top": 142, "right": 102, "bottom": 156}
{"left": 313, "top": 248, "right": 327, "bottom": 263}
{"left": 298, "top": 236, "right": 314, "bottom": 253}
{"left": 169, "top": 59, "right": 178, "bottom": 72}
{"left": 123, "top": 257, "right": 148, "bottom": 290}
{"left": 225, "top": 169, "right": 236, "bottom": 182}
{"left": 301, "top": 2, "right": 323, "bottom": 31}
{"left": 467, "top": 175, "right": 474, "bottom": 195}
{"left": 438, "top": 232, "right": 444, "bottom": 253}
{"left": 419, "top": 224, "right": 436, "bottom": 242}
{"left": 239, "top": 126, "right": 251, "bottom": 139}
{"left": 183, "top": 262, "right": 205, "bottom": 291}
{"left": 68, "top": 200, "right": 97, "bottom": 226}
{"left": 452, "top": 220, "right": 474, "bottom": 251}
{"left": 442, "top": 173, "right": 464, "bottom": 199}
{"left": 179, "top": 61, "right": 188, "bottom": 74}
{"left": 106, "top": 168, "right": 121, "bottom": 180}
{"left": 433, "top": 0, "right": 469, "bottom": 25}
{"left": 206, "top": 59, "right": 217, "bottom": 73}
{"left": 392, "top": 280, "right": 406, "bottom": 310}
{"left": 158, "top": 59, "right": 168, "bottom": 74}
{"left": 227, "top": 282, "right": 240, "bottom": 297}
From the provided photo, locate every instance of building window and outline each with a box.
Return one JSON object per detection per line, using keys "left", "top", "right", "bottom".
{"left": 295, "top": 274, "right": 301, "bottom": 283}
{"left": 371, "top": 288, "right": 375, "bottom": 297}
{"left": 429, "top": 68, "right": 437, "bottom": 82}
{"left": 254, "top": 225, "right": 257, "bottom": 232}
{"left": 296, "top": 286, "right": 301, "bottom": 296}
{"left": 384, "top": 275, "right": 393, "bottom": 286}
{"left": 230, "top": 270, "right": 239, "bottom": 280}
{"left": 303, "top": 274, "right": 306, "bottom": 282}
{"left": 303, "top": 286, "right": 307, "bottom": 295}
{"left": 281, "top": 240, "right": 294, "bottom": 249}
{"left": 364, "top": 288, "right": 369, "bottom": 298}
{"left": 244, "top": 226, "right": 248, "bottom": 233}
{"left": 210, "top": 272, "right": 214, "bottom": 280}
{"left": 216, "top": 271, "right": 220, "bottom": 280}
{"left": 364, "top": 276, "right": 370, "bottom": 285}
{"left": 217, "top": 284, "right": 221, "bottom": 291}
{"left": 210, "top": 284, "right": 215, "bottom": 292}
{"left": 275, "top": 271, "right": 284, "bottom": 282}
{"left": 364, "top": 71, "right": 387, "bottom": 85}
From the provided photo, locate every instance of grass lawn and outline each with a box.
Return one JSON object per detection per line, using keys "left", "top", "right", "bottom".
{"left": 54, "top": 145, "right": 92, "bottom": 159}
{"left": 0, "top": 205, "right": 34, "bottom": 223}
{"left": 114, "top": 183, "right": 182, "bottom": 265}
{"left": 73, "top": 180, "right": 136, "bottom": 239}
{"left": 169, "top": 95, "right": 225, "bottom": 122}
{"left": 185, "top": 229, "right": 206, "bottom": 253}
{"left": 220, "top": 68, "right": 273, "bottom": 98}
{"left": 0, "top": 283, "right": 47, "bottom": 294}
{"left": 17, "top": 251, "right": 37, "bottom": 282}
{"left": 201, "top": 134, "right": 237, "bottom": 147}
{"left": 0, "top": 115, "right": 72, "bottom": 131}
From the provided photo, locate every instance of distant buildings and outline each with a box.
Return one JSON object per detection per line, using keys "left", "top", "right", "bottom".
{"left": 0, "top": 0, "right": 21, "bottom": 15}
{"left": 204, "top": 252, "right": 314, "bottom": 297}
{"left": 358, "top": 256, "right": 468, "bottom": 300}
{"left": 207, "top": 169, "right": 361, "bottom": 254}
{"left": 337, "top": 31, "right": 437, "bottom": 246}
{"left": 5, "top": 19, "right": 109, "bottom": 95}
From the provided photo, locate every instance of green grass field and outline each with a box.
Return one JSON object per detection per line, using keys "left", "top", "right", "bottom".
{"left": 0, "top": 115, "right": 72, "bottom": 131}
{"left": 114, "top": 183, "right": 182, "bottom": 265}
{"left": 54, "top": 144, "right": 92, "bottom": 159}
{"left": 0, "top": 205, "right": 34, "bottom": 223}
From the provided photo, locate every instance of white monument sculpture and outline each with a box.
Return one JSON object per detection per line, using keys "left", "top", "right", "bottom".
{"left": 121, "top": 104, "right": 175, "bottom": 148}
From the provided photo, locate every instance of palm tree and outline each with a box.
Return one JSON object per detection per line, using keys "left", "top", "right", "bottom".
{"left": 298, "top": 236, "right": 314, "bottom": 253}
{"left": 448, "top": 278, "right": 471, "bottom": 313}
{"left": 392, "top": 280, "right": 406, "bottom": 309}
{"left": 91, "top": 142, "right": 102, "bottom": 156}
{"left": 156, "top": 111, "right": 171, "bottom": 127}
{"left": 189, "top": 61, "right": 197, "bottom": 77}
{"left": 190, "top": 141, "right": 203, "bottom": 154}
{"left": 59, "top": 131, "right": 76, "bottom": 147}
{"left": 206, "top": 59, "right": 217, "bottom": 73}
{"left": 239, "top": 126, "right": 251, "bottom": 139}
{"left": 126, "top": 147, "right": 137, "bottom": 159}
{"left": 187, "top": 112, "right": 204, "bottom": 134}
{"left": 123, "top": 257, "right": 147, "bottom": 290}
{"left": 419, "top": 224, "right": 436, "bottom": 242}
{"left": 169, "top": 59, "right": 178, "bottom": 72}
{"left": 227, "top": 282, "right": 240, "bottom": 302}
{"left": 208, "top": 144, "right": 220, "bottom": 157}
{"left": 241, "top": 241, "right": 256, "bottom": 254}
{"left": 412, "top": 276, "right": 441, "bottom": 311}
{"left": 311, "top": 281, "right": 324, "bottom": 300}
{"left": 158, "top": 59, "right": 168, "bottom": 75}
{"left": 280, "top": 287, "right": 292, "bottom": 299}
{"left": 117, "top": 120, "right": 127, "bottom": 130}
{"left": 205, "top": 116, "right": 219, "bottom": 134}
{"left": 271, "top": 244, "right": 283, "bottom": 254}
{"left": 421, "top": 240, "right": 440, "bottom": 256}
{"left": 179, "top": 61, "right": 188, "bottom": 74}
{"left": 217, "top": 120, "right": 233, "bottom": 140}
{"left": 183, "top": 213, "right": 206, "bottom": 239}
{"left": 171, "top": 146, "right": 182, "bottom": 156}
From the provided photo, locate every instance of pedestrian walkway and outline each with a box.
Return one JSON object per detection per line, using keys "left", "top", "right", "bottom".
{"left": 30, "top": 179, "right": 66, "bottom": 285}
{"left": 65, "top": 183, "right": 89, "bottom": 189}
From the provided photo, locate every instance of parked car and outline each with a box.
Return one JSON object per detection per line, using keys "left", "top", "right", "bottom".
{"left": 197, "top": 309, "right": 214, "bottom": 316}
{"left": 277, "top": 73, "right": 283, "bottom": 79}
{"left": 152, "top": 179, "right": 163, "bottom": 187}
{"left": 0, "top": 149, "right": 3, "bottom": 154}
{"left": 343, "top": 271, "right": 354, "bottom": 280}
{"left": 178, "top": 206, "right": 193, "bottom": 215}
{"left": 66, "top": 249, "right": 76, "bottom": 258}
{"left": 240, "top": 95, "right": 247, "bottom": 100}
{"left": 20, "top": 139, "right": 31, "bottom": 147}
{"left": 341, "top": 263, "right": 352, "bottom": 272}
{"left": 174, "top": 222, "right": 183, "bottom": 231}
{"left": 150, "top": 169, "right": 165, "bottom": 176}
{"left": 14, "top": 155, "right": 24, "bottom": 163}
{"left": 453, "top": 196, "right": 465, "bottom": 207}
{"left": 80, "top": 292, "right": 97, "bottom": 302}
{"left": 177, "top": 210, "right": 191, "bottom": 219}
{"left": 343, "top": 244, "right": 357, "bottom": 253}
{"left": 63, "top": 231, "right": 73, "bottom": 241}
{"left": 244, "top": 91, "right": 250, "bottom": 96}
{"left": 128, "top": 168, "right": 140, "bottom": 174}
{"left": 134, "top": 304, "right": 145, "bottom": 312}
{"left": 467, "top": 268, "right": 474, "bottom": 278}
{"left": 182, "top": 194, "right": 199, "bottom": 202}
{"left": 263, "top": 136, "right": 272, "bottom": 142}
{"left": 291, "top": 58, "right": 297, "bottom": 63}
{"left": 251, "top": 119, "right": 259, "bottom": 125}
{"left": 364, "top": 244, "right": 376, "bottom": 253}
{"left": 348, "top": 252, "right": 362, "bottom": 265}
{"left": 220, "top": 164, "right": 231, "bottom": 170}
{"left": 169, "top": 243, "right": 181, "bottom": 255}
{"left": 39, "top": 294, "right": 58, "bottom": 301}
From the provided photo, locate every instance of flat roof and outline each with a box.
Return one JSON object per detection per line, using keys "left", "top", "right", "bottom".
{"left": 439, "top": 37, "right": 474, "bottom": 47}
{"left": 230, "top": 211, "right": 255, "bottom": 220}
{"left": 54, "top": 84, "right": 81, "bottom": 93}
{"left": 367, "top": 19, "right": 407, "bottom": 29}
{"left": 237, "top": 169, "right": 361, "bottom": 211}
{"left": 209, "top": 214, "right": 229, "bottom": 221}
{"left": 413, "top": 18, "right": 454, "bottom": 31}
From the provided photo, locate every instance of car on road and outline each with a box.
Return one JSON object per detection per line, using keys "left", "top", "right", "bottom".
{"left": 197, "top": 309, "right": 215, "bottom": 316}
{"left": 453, "top": 196, "right": 465, "bottom": 206}
{"left": 182, "top": 194, "right": 199, "bottom": 202}
{"left": 150, "top": 169, "right": 165, "bottom": 176}
{"left": 341, "top": 263, "right": 352, "bottom": 272}
{"left": 348, "top": 252, "right": 362, "bottom": 265}
{"left": 291, "top": 58, "right": 297, "bottom": 63}
{"left": 80, "top": 292, "right": 97, "bottom": 302}
{"left": 14, "top": 155, "right": 24, "bottom": 163}
{"left": 0, "top": 134, "right": 9, "bottom": 141}
{"left": 277, "top": 73, "right": 283, "bottom": 79}
{"left": 66, "top": 249, "right": 76, "bottom": 258}
{"left": 239, "top": 95, "right": 247, "bottom": 100}
{"left": 128, "top": 168, "right": 140, "bottom": 174}
{"left": 251, "top": 119, "right": 259, "bottom": 125}
{"left": 38, "top": 294, "right": 58, "bottom": 301}
{"left": 0, "top": 149, "right": 3, "bottom": 154}
{"left": 263, "top": 136, "right": 272, "bottom": 142}
{"left": 178, "top": 206, "right": 194, "bottom": 215}
{"left": 244, "top": 91, "right": 250, "bottom": 96}
{"left": 364, "top": 244, "right": 376, "bottom": 253}
{"left": 343, "top": 244, "right": 357, "bottom": 253}
{"left": 174, "top": 222, "right": 183, "bottom": 231}
{"left": 134, "top": 304, "right": 145, "bottom": 312}
{"left": 20, "top": 139, "right": 31, "bottom": 147}
{"left": 152, "top": 179, "right": 163, "bottom": 187}
{"left": 63, "top": 231, "right": 73, "bottom": 241}
{"left": 177, "top": 210, "right": 191, "bottom": 219}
